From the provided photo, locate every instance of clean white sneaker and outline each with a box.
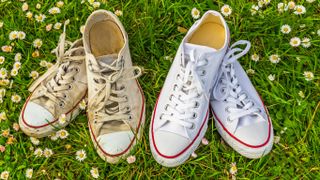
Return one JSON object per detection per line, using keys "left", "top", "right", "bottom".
{"left": 83, "top": 10, "right": 145, "bottom": 163}
{"left": 150, "top": 10, "right": 230, "bottom": 167}
{"left": 210, "top": 40, "right": 274, "bottom": 159}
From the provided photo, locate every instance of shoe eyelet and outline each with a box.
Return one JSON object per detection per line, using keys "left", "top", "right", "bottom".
{"left": 204, "top": 58, "right": 209, "bottom": 65}
{"left": 124, "top": 95, "right": 128, "bottom": 101}
{"left": 227, "top": 116, "right": 232, "bottom": 122}
{"left": 164, "top": 104, "right": 169, "bottom": 110}
{"left": 75, "top": 67, "right": 80, "bottom": 72}
{"left": 225, "top": 107, "right": 230, "bottom": 113}
{"left": 128, "top": 114, "right": 133, "bottom": 120}
{"left": 169, "top": 95, "right": 173, "bottom": 101}
{"left": 192, "top": 113, "right": 197, "bottom": 119}
{"left": 194, "top": 101, "right": 199, "bottom": 108}
{"left": 63, "top": 94, "right": 67, "bottom": 98}
{"left": 94, "top": 120, "right": 97, "bottom": 124}
{"left": 201, "top": 70, "right": 206, "bottom": 76}
{"left": 176, "top": 74, "right": 180, "bottom": 79}
{"left": 59, "top": 101, "right": 65, "bottom": 108}
{"left": 159, "top": 114, "right": 163, "bottom": 120}
{"left": 126, "top": 106, "right": 131, "bottom": 112}
{"left": 190, "top": 122, "right": 195, "bottom": 129}
{"left": 173, "top": 84, "right": 178, "bottom": 91}
{"left": 68, "top": 84, "right": 72, "bottom": 90}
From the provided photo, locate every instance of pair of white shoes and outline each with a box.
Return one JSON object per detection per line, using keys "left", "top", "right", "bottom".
{"left": 150, "top": 10, "right": 274, "bottom": 167}
{"left": 19, "top": 10, "right": 145, "bottom": 163}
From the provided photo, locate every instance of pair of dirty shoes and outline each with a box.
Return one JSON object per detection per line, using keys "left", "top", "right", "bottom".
{"left": 19, "top": 10, "right": 145, "bottom": 163}
{"left": 149, "top": 10, "right": 274, "bottom": 167}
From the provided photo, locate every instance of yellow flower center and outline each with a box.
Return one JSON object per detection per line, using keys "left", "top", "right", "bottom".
{"left": 224, "top": 8, "right": 229, "bottom": 13}
{"left": 297, "top": 8, "right": 302, "bottom": 13}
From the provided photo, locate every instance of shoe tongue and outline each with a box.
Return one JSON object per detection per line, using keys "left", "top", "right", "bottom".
{"left": 96, "top": 54, "right": 118, "bottom": 66}
{"left": 182, "top": 43, "right": 217, "bottom": 66}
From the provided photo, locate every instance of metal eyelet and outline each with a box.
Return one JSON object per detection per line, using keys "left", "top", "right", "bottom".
{"left": 204, "top": 59, "right": 209, "bottom": 65}
{"left": 201, "top": 70, "right": 206, "bottom": 76}
{"left": 75, "top": 67, "right": 80, "bottom": 72}
{"left": 68, "top": 84, "right": 72, "bottom": 90}
{"left": 159, "top": 114, "right": 163, "bottom": 120}
{"left": 124, "top": 95, "right": 128, "bottom": 101}
{"left": 63, "top": 94, "right": 67, "bottom": 98}
{"left": 194, "top": 101, "right": 199, "bottom": 108}
{"left": 190, "top": 122, "right": 195, "bottom": 129}
{"left": 164, "top": 104, "right": 169, "bottom": 110}
{"left": 192, "top": 113, "right": 197, "bottom": 119}
{"left": 126, "top": 106, "right": 131, "bottom": 111}
{"left": 173, "top": 84, "right": 178, "bottom": 91}
{"left": 225, "top": 107, "right": 230, "bottom": 113}
{"left": 128, "top": 114, "right": 133, "bottom": 120}
{"left": 59, "top": 101, "right": 64, "bottom": 108}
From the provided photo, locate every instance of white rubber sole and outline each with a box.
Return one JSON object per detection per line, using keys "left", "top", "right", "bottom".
{"left": 19, "top": 106, "right": 81, "bottom": 138}
{"left": 214, "top": 117, "right": 274, "bottom": 159}
{"left": 149, "top": 109, "right": 209, "bottom": 167}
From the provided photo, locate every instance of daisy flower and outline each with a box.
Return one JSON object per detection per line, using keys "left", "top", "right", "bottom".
{"left": 268, "top": 74, "right": 275, "bottom": 81}
{"left": 303, "top": 71, "right": 314, "bottom": 81}
{"left": 2, "top": 129, "right": 10, "bottom": 137}
{"left": 11, "top": 94, "right": 21, "bottom": 103}
{"left": 58, "top": 114, "right": 67, "bottom": 125}
{"left": 280, "top": 24, "right": 291, "bottom": 34}
{"left": 0, "top": 112, "right": 6, "bottom": 121}
{"left": 1, "top": 45, "right": 13, "bottom": 53}
{"left": 40, "top": 60, "right": 48, "bottom": 67}
{"left": 0, "top": 56, "right": 5, "bottom": 64}
{"left": 191, "top": 152, "right": 198, "bottom": 158}
{"left": 221, "top": 4, "right": 232, "bottom": 17}
{"left": 0, "top": 68, "right": 8, "bottom": 79}
{"left": 90, "top": 167, "right": 99, "bottom": 179}
{"left": 56, "top": 1, "right": 64, "bottom": 8}
{"left": 13, "top": 62, "right": 21, "bottom": 69}
{"left": 294, "top": 5, "right": 306, "bottom": 15}
{"left": 32, "top": 50, "right": 40, "bottom": 58}
{"left": 29, "top": 71, "right": 39, "bottom": 79}
{"left": 65, "top": 144, "right": 72, "bottom": 150}
{"left": 25, "top": 169, "right": 33, "bottom": 179}
{"left": 274, "top": 136, "right": 280, "bottom": 144}
{"left": 0, "top": 145, "right": 5, "bottom": 153}
{"left": 35, "top": 14, "right": 46, "bottom": 22}
{"left": 229, "top": 162, "right": 238, "bottom": 175}
{"left": 126, "top": 155, "right": 136, "bottom": 164}
{"left": 251, "top": 5, "right": 259, "bottom": 15}
{"left": 0, "top": 171, "right": 9, "bottom": 180}
{"left": 263, "top": 0, "right": 271, "bottom": 5}
{"left": 54, "top": 22, "right": 62, "bottom": 30}
{"left": 57, "top": 129, "right": 69, "bottom": 139}
{"left": 277, "top": 3, "right": 285, "bottom": 13}
{"left": 33, "top": 39, "right": 43, "bottom": 48}
{"left": 306, "top": 0, "right": 315, "bottom": 3}
{"left": 10, "top": 69, "right": 18, "bottom": 77}
{"left": 43, "top": 148, "right": 53, "bottom": 158}
{"left": 49, "top": 132, "right": 59, "bottom": 141}
{"left": 301, "top": 37, "right": 311, "bottom": 48}
{"left": 115, "top": 10, "right": 123, "bottom": 16}
{"left": 298, "top": 91, "right": 305, "bottom": 98}
{"left": 287, "top": 1, "right": 295, "bottom": 10}
{"left": 13, "top": 123, "right": 20, "bottom": 131}
{"left": 75, "top": 149, "right": 87, "bottom": 161}
{"left": 9, "top": 31, "right": 19, "bottom": 40}
{"left": 201, "top": 137, "right": 209, "bottom": 145}
{"left": 290, "top": 37, "right": 301, "bottom": 47}
{"left": 36, "top": 3, "right": 41, "bottom": 9}
{"left": 269, "top": 54, "right": 280, "bottom": 64}
{"left": 49, "top": 7, "right": 61, "bottom": 14}
{"left": 317, "top": 29, "right": 320, "bottom": 36}
{"left": 251, "top": 53, "right": 260, "bottom": 62}
{"left": 0, "top": 88, "right": 6, "bottom": 97}
{"left": 30, "top": 137, "right": 40, "bottom": 145}
{"left": 191, "top": 8, "right": 200, "bottom": 19}
{"left": 14, "top": 53, "right": 21, "bottom": 62}
{"left": 92, "top": 2, "right": 100, "bottom": 8}
{"left": 258, "top": 0, "right": 264, "bottom": 8}
{"left": 46, "top": 24, "right": 53, "bottom": 31}
{"left": 246, "top": 69, "right": 255, "bottom": 75}
{"left": 22, "top": 2, "right": 28, "bottom": 11}
{"left": 26, "top": 11, "right": 33, "bottom": 19}
{"left": 17, "top": 31, "right": 26, "bottom": 40}
{"left": 34, "top": 148, "right": 43, "bottom": 157}
{"left": 0, "top": 21, "right": 3, "bottom": 28}
{"left": 79, "top": 99, "right": 87, "bottom": 110}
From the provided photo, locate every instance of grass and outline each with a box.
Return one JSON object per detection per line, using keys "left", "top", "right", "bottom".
{"left": 0, "top": 0, "right": 320, "bottom": 179}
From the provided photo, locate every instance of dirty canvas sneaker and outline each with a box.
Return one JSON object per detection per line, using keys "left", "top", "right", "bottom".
{"left": 210, "top": 40, "right": 274, "bottom": 159}
{"left": 19, "top": 24, "right": 87, "bottom": 138}
{"left": 150, "top": 10, "right": 229, "bottom": 167}
{"left": 83, "top": 10, "right": 145, "bottom": 163}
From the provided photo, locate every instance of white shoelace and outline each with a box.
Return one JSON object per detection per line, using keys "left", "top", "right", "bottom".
{"left": 30, "top": 23, "right": 84, "bottom": 108}
{"left": 87, "top": 55, "right": 141, "bottom": 129}
{"left": 213, "top": 40, "right": 260, "bottom": 122}
{"left": 161, "top": 49, "right": 209, "bottom": 129}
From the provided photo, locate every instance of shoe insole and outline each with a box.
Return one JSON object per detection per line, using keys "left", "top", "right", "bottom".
{"left": 188, "top": 23, "right": 225, "bottom": 49}
{"left": 89, "top": 20, "right": 124, "bottom": 57}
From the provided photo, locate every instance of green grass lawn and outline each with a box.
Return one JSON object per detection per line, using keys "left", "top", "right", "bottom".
{"left": 0, "top": 0, "right": 320, "bottom": 179}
